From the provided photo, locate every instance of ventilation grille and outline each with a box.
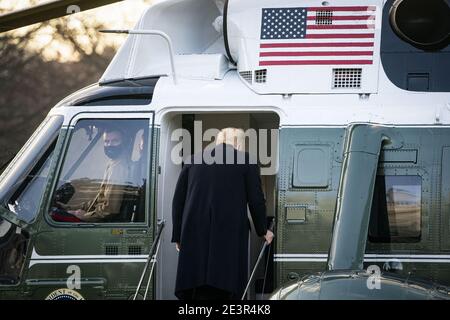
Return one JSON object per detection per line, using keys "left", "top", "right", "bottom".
{"left": 255, "top": 69, "right": 267, "bottom": 83}
{"left": 128, "top": 246, "right": 142, "bottom": 255}
{"left": 316, "top": 10, "right": 333, "bottom": 25}
{"left": 239, "top": 71, "right": 252, "bottom": 84}
{"left": 333, "top": 68, "right": 362, "bottom": 89}
{"left": 105, "top": 245, "right": 119, "bottom": 255}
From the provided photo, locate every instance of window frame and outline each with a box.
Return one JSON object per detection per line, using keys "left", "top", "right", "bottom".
{"left": 44, "top": 112, "right": 154, "bottom": 228}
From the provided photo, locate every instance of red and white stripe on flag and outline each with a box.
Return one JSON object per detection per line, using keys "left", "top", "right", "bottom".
{"left": 259, "top": 6, "right": 376, "bottom": 66}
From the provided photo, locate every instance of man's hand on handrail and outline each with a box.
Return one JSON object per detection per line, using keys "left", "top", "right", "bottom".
{"left": 264, "top": 230, "right": 274, "bottom": 245}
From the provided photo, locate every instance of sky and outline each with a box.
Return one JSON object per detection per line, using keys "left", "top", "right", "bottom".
{"left": 1, "top": 0, "right": 167, "bottom": 61}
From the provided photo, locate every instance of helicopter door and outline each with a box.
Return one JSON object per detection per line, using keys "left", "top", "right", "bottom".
{"left": 26, "top": 112, "right": 157, "bottom": 300}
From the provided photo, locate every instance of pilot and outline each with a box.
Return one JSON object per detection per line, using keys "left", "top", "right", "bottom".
{"left": 62, "top": 126, "right": 132, "bottom": 222}
{"left": 172, "top": 127, "right": 274, "bottom": 300}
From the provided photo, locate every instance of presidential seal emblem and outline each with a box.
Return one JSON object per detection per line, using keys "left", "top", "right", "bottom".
{"left": 45, "top": 288, "right": 84, "bottom": 300}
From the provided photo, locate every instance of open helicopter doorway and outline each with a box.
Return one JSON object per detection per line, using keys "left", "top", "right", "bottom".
{"left": 156, "top": 111, "right": 279, "bottom": 300}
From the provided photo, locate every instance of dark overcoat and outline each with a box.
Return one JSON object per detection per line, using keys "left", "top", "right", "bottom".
{"left": 171, "top": 143, "right": 267, "bottom": 299}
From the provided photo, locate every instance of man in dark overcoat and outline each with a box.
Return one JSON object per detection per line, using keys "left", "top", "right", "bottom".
{"left": 171, "top": 128, "right": 274, "bottom": 300}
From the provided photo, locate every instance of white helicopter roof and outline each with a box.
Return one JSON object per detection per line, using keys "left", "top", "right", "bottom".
{"left": 101, "top": 0, "right": 230, "bottom": 83}
{"left": 227, "top": 0, "right": 382, "bottom": 94}
{"left": 101, "top": 0, "right": 383, "bottom": 95}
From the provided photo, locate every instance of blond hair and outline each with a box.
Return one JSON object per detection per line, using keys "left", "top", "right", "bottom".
{"left": 216, "top": 127, "right": 245, "bottom": 151}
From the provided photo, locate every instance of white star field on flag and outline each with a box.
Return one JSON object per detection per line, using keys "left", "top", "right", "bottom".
{"left": 261, "top": 8, "right": 308, "bottom": 40}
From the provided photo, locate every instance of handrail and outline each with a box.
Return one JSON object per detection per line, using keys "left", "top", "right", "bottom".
{"left": 133, "top": 219, "right": 165, "bottom": 300}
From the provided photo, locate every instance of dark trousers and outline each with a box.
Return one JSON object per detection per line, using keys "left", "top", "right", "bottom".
{"left": 178, "top": 285, "right": 234, "bottom": 300}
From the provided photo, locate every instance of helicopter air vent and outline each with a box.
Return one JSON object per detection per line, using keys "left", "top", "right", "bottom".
{"left": 254, "top": 69, "right": 267, "bottom": 84}
{"left": 239, "top": 71, "right": 253, "bottom": 84}
{"left": 332, "top": 68, "right": 362, "bottom": 89}
{"left": 105, "top": 245, "right": 119, "bottom": 256}
{"left": 128, "top": 246, "right": 142, "bottom": 255}
{"left": 315, "top": 10, "right": 333, "bottom": 25}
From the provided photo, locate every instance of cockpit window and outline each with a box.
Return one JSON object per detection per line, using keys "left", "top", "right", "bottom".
{"left": 7, "top": 145, "right": 55, "bottom": 223}
{"left": 0, "top": 116, "right": 63, "bottom": 224}
{"left": 49, "top": 119, "right": 149, "bottom": 224}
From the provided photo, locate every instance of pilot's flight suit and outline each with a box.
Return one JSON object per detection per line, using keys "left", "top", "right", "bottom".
{"left": 80, "top": 158, "right": 132, "bottom": 221}
{"left": 61, "top": 157, "right": 132, "bottom": 222}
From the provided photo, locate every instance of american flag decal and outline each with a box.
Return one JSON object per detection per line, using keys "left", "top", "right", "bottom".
{"left": 259, "top": 6, "right": 376, "bottom": 66}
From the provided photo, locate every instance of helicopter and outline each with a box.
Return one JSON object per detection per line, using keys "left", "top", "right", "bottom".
{"left": 0, "top": 0, "right": 450, "bottom": 300}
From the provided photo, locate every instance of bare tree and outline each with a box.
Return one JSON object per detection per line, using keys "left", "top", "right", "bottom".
{"left": 0, "top": 15, "right": 116, "bottom": 168}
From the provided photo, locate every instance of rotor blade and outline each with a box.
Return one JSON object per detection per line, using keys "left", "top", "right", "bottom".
{"left": 0, "top": 0, "right": 124, "bottom": 33}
